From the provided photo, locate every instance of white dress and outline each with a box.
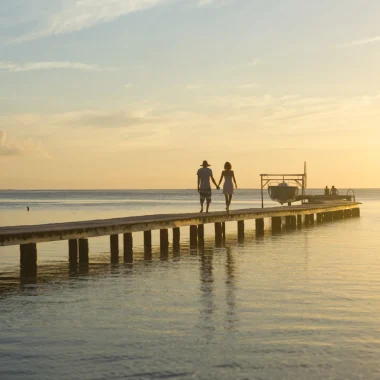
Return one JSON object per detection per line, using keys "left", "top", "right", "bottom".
{"left": 223, "top": 171, "right": 234, "bottom": 195}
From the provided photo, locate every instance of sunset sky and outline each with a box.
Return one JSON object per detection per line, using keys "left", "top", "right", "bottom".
{"left": 1, "top": 0, "right": 380, "bottom": 189}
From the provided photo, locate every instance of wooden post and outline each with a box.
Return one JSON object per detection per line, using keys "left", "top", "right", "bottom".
{"left": 285, "top": 215, "right": 296, "bottom": 229}
{"left": 325, "top": 212, "right": 333, "bottom": 222}
{"left": 123, "top": 233, "right": 133, "bottom": 263}
{"left": 255, "top": 218, "right": 264, "bottom": 233}
{"left": 352, "top": 207, "right": 360, "bottom": 217}
{"left": 197, "top": 224, "right": 205, "bottom": 246}
{"left": 309, "top": 214, "right": 314, "bottom": 225}
{"left": 160, "top": 229, "right": 169, "bottom": 251}
{"left": 317, "top": 213, "right": 323, "bottom": 223}
{"left": 144, "top": 230, "right": 152, "bottom": 251}
{"left": 20, "top": 243, "right": 37, "bottom": 281}
{"left": 68, "top": 239, "right": 78, "bottom": 266}
{"left": 190, "top": 225, "right": 198, "bottom": 248}
{"left": 79, "top": 238, "right": 89, "bottom": 265}
{"left": 215, "top": 222, "right": 222, "bottom": 244}
{"left": 222, "top": 222, "right": 226, "bottom": 239}
{"left": 297, "top": 215, "right": 302, "bottom": 227}
{"left": 173, "top": 227, "right": 180, "bottom": 250}
{"left": 160, "top": 229, "right": 169, "bottom": 260}
{"left": 237, "top": 220, "right": 244, "bottom": 239}
{"left": 344, "top": 209, "right": 352, "bottom": 218}
{"left": 271, "top": 217, "right": 282, "bottom": 232}
{"left": 110, "top": 234, "right": 119, "bottom": 263}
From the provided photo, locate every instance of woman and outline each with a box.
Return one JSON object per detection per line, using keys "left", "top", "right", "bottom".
{"left": 218, "top": 162, "right": 238, "bottom": 212}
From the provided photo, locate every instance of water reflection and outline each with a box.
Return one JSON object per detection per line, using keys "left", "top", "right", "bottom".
{"left": 198, "top": 246, "right": 215, "bottom": 340}
{"left": 225, "top": 246, "right": 237, "bottom": 330}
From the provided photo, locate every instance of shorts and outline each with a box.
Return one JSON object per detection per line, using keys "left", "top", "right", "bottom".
{"left": 199, "top": 189, "right": 212, "bottom": 201}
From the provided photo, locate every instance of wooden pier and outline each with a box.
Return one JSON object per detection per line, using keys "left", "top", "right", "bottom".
{"left": 0, "top": 201, "right": 360, "bottom": 281}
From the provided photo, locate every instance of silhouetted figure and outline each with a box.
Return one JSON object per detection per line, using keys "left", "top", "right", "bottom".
{"left": 218, "top": 162, "right": 238, "bottom": 213}
{"left": 197, "top": 160, "right": 219, "bottom": 213}
{"left": 27, "top": 206, "right": 30, "bottom": 211}
{"left": 324, "top": 186, "right": 330, "bottom": 196}
{"left": 331, "top": 186, "right": 339, "bottom": 196}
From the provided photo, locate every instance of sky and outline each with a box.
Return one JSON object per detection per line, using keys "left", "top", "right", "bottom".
{"left": 1, "top": 0, "right": 380, "bottom": 189}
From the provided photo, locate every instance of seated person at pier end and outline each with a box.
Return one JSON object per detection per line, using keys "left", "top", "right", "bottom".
{"left": 331, "top": 186, "right": 339, "bottom": 196}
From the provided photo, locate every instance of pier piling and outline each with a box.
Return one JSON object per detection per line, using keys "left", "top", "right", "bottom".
{"left": 68, "top": 239, "right": 78, "bottom": 266}
{"left": 20, "top": 243, "right": 37, "bottom": 281}
{"left": 190, "top": 225, "right": 198, "bottom": 248}
{"left": 78, "top": 238, "right": 89, "bottom": 265}
{"left": 123, "top": 233, "right": 133, "bottom": 263}
{"left": 215, "top": 222, "right": 222, "bottom": 245}
{"left": 144, "top": 231, "right": 152, "bottom": 252}
{"left": 173, "top": 227, "right": 180, "bottom": 249}
{"left": 197, "top": 224, "right": 205, "bottom": 245}
{"left": 110, "top": 234, "right": 119, "bottom": 263}
{"left": 237, "top": 221, "right": 245, "bottom": 240}
{"left": 272, "top": 217, "right": 282, "bottom": 232}
{"left": 256, "top": 218, "right": 264, "bottom": 234}
{"left": 160, "top": 229, "right": 169, "bottom": 252}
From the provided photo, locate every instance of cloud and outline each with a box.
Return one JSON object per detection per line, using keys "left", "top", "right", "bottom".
{"left": 0, "top": 131, "right": 24, "bottom": 156}
{"left": 53, "top": 110, "right": 158, "bottom": 128}
{"left": 340, "top": 35, "right": 380, "bottom": 47}
{"left": 12, "top": 0, "right": 223, "bottom": 43}
{"left": 185, "top": 84, "right": 202, "bottom": 90}
{"left": 13, "top": 0, "right": 173, "bottom": 42}
{"left": 0, "top": 61, "right": 109, "bottom": 72}
{"left": 237, "top": 83, "right": 256, "bottom": 89}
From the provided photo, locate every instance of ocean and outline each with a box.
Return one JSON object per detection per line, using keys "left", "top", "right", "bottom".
{"left": 0, "top": 189, "right": 379, "bottom": 379}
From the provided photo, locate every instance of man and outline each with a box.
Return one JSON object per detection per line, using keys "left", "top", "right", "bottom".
{"left": 197, "top": 160, "right": 219, "bottom": 213}
{"left": 331, "top": 186, "right": 339, "bottom": 196}
{"left": 324, "top": 186, "right": 330, "bottom": 196}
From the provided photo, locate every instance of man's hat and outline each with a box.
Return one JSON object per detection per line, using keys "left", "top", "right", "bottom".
{"left": 201, "top": 160, "right": 211, "bottom": 167}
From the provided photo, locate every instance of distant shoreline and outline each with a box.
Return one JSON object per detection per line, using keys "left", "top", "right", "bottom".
{"left": 0, "top": 188, "right": 378, "bottom": 191}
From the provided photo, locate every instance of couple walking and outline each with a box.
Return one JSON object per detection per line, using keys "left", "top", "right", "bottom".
{"left": 197, "top": 160, "right": 238, "bottom": 213}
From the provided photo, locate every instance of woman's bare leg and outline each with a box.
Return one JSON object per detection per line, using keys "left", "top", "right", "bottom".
{"left": 228, "top": 194, "right": 233, "bottom": 207}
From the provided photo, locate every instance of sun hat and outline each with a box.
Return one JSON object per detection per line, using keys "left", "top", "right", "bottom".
{"left": 201, "top": 160, "right": 211, "bottom": 167}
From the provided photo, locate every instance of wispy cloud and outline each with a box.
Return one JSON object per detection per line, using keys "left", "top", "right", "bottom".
{"left": 55, "top": 110, "right": 158, "bottom": 128}
{"left": 0, "top": 131, "right": 23, "bottom": 157}
{"left": 12, "top": 0, "right": 223, "bottom": 43}
{"left": 0, "top": 61, "right": 110, "bottom": 72}
{"left": 237, "top": 83, "right": 256, "bottom": 89}
{"left": 340, "top": 35, "right": 380, "bottom": 47}
{"left": 185, "top": 84, "right": 202, "bottom": 90}
{"left": 0, "top": 130, "right": 44, "bottom": 158}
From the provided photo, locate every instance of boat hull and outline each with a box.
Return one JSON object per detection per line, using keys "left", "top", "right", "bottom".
{"left": 268, "top": 186, "right": 299, "bottom": 205}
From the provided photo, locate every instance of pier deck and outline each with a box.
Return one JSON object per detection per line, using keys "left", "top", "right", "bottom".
{"left": 0, "top": 201, "right": 360, "bottom": 247}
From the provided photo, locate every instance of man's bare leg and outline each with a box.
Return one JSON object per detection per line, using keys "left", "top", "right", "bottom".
{"left": 200, "top": 198, "right": 205, "bottom": 213}
{"left": 206, "top": 199, "right": 211, "bottom": 213}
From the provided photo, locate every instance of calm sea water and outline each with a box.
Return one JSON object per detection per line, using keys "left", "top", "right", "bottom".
{"left": 0, "top": 189, "right": 379, "bottom": 380}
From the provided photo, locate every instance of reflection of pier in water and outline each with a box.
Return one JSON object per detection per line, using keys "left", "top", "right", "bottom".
{"left": 0, "top": 220, "right": 322, "bottom": 300}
